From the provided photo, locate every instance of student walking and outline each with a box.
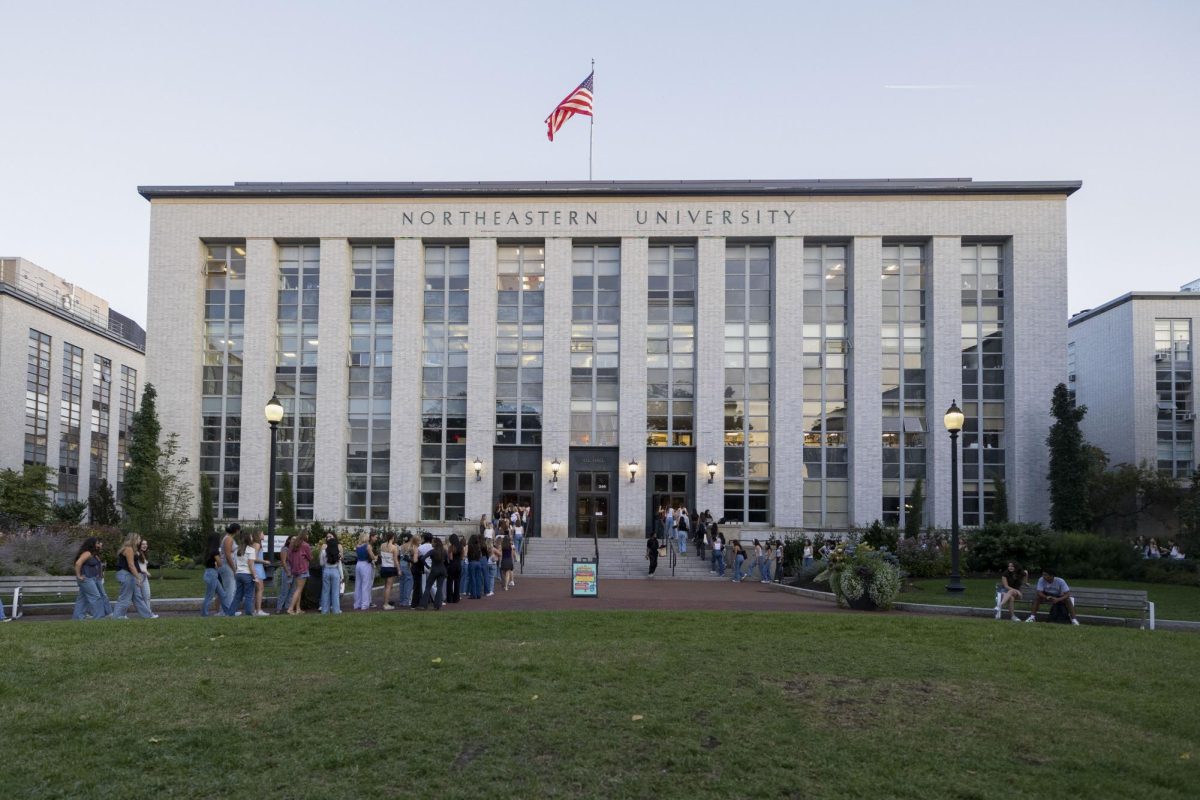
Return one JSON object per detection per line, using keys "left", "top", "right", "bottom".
{"left": 285, "top": 535, "right": 312, "bottom": 615}
{"left": 353, "top": 532, "right": 377, "bottom": 611}
{"left": 710, "top": 524, "right": 725, "bottom": 576}
{"left": 319, "top": 535, "right": 344, "bottom": 614}
{"left": 274, "top": 536, "right": 294, "bottom": 614}
{"left": 72, "top": 537, "right": 108, "bottom": 620}
{"left": 219, "top": 523, "right": 240, "bottom": 616}
{"left": 731, "top": 541, "right": 746, "bottom": 583}
{"left": 397, "top": 534, "right": 415, "bottom": 609}
{"left": 113, "top": 533, "right": 156, "bottom": 619}
{"left": 420, "top": 538, "right": 448, "bottom": 610}
{"left": 201, "top": 533, "right": 229, "bottom": 617}
{"left": 379, "top": 532, "right": 400, "bottom": 609}
{"left": 485, "top": 536, "right": 498, "bottom": 597}
{"left": 136, "top": 539, "right": 154, "bottom": 605}
{"left": 499, "top": 535, "right": 515, "bottom": 590}
{"left": 646, "top": 530, "right": 659, "bottom": 577}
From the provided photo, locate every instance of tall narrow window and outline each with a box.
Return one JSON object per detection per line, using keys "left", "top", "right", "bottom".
{"left": 24, "top": 329, "right": 51, "bottom": 466}
{"left": 201, "top": 243, "right": 245, "bottom": 518}
{"left": 961, "top": 243, "right": 1006, "bottom": 525}
{"left": 496, "top": 244, "right": 544, "bottom": 445}
{"left": 57, "top": 342, "right": 84, "bottom": 502}
{"left": 571, "top": 244, "right": 620, "bottom": 446}
{"left": 90, "top": 355, "right": 112, "bottom": 492}
{"left": 802, "top": 244, "right": 849, "bottom": 528}
{"left": 1155, "top": 318, "right": 1193, "bottom": 478}
{"left": 647, "top": 244, "right": 695, "bottom": 446}
{"left": 421, "top": 245, "right": 469, "bottom": 521}
{"left": 881, "top": 244, "right": 927, "bottom": 528}
{"left": 275, "top": 244, "right": 320, "bottom": 519}
{"left": 724, "top": 244, "right": 772, "bottom": 523}
{"left": 117, "top": 365, "right": 137, "bottom": 502}
{"left": 346, "top": 245, "right": 393, "bottom": 521}
{"left": 1066, "top": 341, "right": 1077, "bottom": 407}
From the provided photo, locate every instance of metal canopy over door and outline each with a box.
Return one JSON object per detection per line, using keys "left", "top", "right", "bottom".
{"left": 574, "top": 471, "right": 613, "bottom": 538}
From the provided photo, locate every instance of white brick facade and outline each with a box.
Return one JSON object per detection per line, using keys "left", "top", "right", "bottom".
{"left": 142, "top": 179, "right": 1077, "bottom": 534}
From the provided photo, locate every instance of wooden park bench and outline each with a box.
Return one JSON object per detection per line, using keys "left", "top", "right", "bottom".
{"left": 0, "top": 576, "right": 80, "bottom": 621}
{"left": 995, "top": 584, "right": 1155, "bottom": 630}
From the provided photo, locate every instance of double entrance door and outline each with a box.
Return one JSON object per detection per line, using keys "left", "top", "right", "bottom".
{"left": 496, "top": 470, "right": 535, "bottom": 534}
{"left": 650, "top": 472, "right": 690, "bottom": 537}
{"left": 574, "top": 470, "right": 613, "bottom": 538}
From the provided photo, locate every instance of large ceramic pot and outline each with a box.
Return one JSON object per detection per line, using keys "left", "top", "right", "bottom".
{"left": 846, "top": 593, "right": 879, "bottom": 611}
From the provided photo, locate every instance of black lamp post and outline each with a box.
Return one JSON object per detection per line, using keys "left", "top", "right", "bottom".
{"left": 264, "top": 393, "right": 284, "bottom": 563}
{"left": 944, "top": 399, "right": 966, "bottom": 593}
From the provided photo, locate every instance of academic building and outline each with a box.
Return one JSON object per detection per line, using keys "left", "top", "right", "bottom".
{"left": 140, "top": 179, "right": 1078, "bottom": 537}
{"left": 0, "top": 257, "right": 146, "bottom": 505}
{"left": 1068, "top": 281, "right": 1200, "bottom": 478}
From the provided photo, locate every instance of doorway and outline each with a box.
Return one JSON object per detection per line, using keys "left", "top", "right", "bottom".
{"left": 650, "top": 472, "right": 689, "bottom": 533}
{"left": 574, "top": 470, "right": 613, "bottom": 538}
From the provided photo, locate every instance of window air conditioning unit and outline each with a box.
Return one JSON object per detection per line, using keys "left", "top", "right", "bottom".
{"left": 1185, "top": 412, "right": 1196, "bottom": 422}
{"left": 1156, "top": 352, "right": 1168, "bottom": 362}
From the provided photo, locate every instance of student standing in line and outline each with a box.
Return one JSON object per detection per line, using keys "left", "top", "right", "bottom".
{"left": 646, "top": 528, "right": 659, "bottom": 578}
{"left": 710, "top": 523, "right": 725, "bottom": 577}
{"left": 319, "top": 534, "right": 344, "bottom": 614}
{"left": 201, "top": 533, "right": 227, "bottom": 617}
{"left": 379, "top": 531, "right": 400, "bottom": 609}
{"left": 485, "top": 535, "right": 499, "bottom": 597}
{"left": 219, "top": 523, "right": 240, "bottom": 616}
{"left": 136, "top": 539, "right": 154, "bottom": 605}
{"left": 466, "top": 534, "right": 484, "bottom": 599}
{"left": 227, "top": 530, "right": 256, "bottom": 617}
{"left": 802, "top": 540, "right": 814, "bottom": 569}
{"left": 420, "top": 537, "right": 448, "bottom": 610}
{"left": 113, "top": 533, "right": 156, "bottom": 619}
{"left": 413, "top": 532, "right": 433, "bottom": 607}
{"left": 499, "top": 535, "right": 515, "bottom": 590}
{"left": 677, "top": 507, "right": 689, "bottom": 555}
{"left": 285, "top": 534, "right": 313, "bottom": 615}
{"left": 250, "top": 531, "right": 270, "bottom": 617}
{"left": 731, "top": 541, "right": 747, "bottom": 583}
{"left": 72, "top": 537, "right": 108, "bottom": 620}
{"left": 275, "top": 536, "right": 294, "bottom": 615}
{"left": 512, "top": 513, "right": 524, "bottom": 563}
{"left": 397, "top": 534, "right": 415, "bottom": 609}
{"left": 446, "top": 534, "right": 463, "bottom": 603}
{"left": 353, "top": 532, "right": 377, "bottom": 611}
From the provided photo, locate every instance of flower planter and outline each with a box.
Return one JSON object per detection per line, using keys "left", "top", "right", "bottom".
{"left": 845, "top": 593, "right": 879, "bottom": 611}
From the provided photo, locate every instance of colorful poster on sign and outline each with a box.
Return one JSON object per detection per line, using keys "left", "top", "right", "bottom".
{"left": 571, "top": 558, "right": 598, "bottom": 598}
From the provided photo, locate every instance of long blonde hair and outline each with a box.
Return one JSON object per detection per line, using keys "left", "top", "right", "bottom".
{"left": 120, "top": 532, "right": 141, "bottom": 552}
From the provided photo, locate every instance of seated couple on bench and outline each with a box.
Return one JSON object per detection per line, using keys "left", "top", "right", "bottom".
{"left": 997, "top": 564, "right": 1080, "bottom": 625}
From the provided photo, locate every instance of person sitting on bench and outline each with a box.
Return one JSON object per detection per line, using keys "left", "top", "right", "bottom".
{"left": 1026, "top": 568, "right": 1080, "bottom": 625}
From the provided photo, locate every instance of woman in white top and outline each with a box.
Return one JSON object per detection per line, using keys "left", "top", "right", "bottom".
{"left": 230, "top": 530, "right": 256, "bottom": 617}
{"left": 379, "top": 531, "right": 400, "bottom": 609}
{"left": 250, "top": 531, "right": 270, "bottom": 617}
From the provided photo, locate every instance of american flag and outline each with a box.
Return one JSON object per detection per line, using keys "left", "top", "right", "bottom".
{"left": 545, "top": 71, "right": 594, "bottom": 141}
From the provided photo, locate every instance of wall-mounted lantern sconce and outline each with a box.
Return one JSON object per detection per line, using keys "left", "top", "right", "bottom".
{"left": 473, "top": 457, "right": 483, "bottom": 481}
{"left": 706, "top": 459, "right": 718, "bottom": 484}
{"left": 550, "top": 457, "right": 561, "bottom": 490}
{"left": 628, "top": 459, "right": 639, "bottom": 483}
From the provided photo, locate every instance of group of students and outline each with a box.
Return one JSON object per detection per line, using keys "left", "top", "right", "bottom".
{"left": 644, "top": 511, "right": 784, "bottom": 585}
{"left": 70, "top": 534, "right": 161, "bottom": 620}
{"left": 1134, "top": 536, "right": 1186, "bottom": 560}
{"left": 202, "top": 524, "right": 519, "bottom": 616}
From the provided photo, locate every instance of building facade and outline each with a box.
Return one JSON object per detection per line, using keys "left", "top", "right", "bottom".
{"left": 1068, "top": 285, "right": 1200, "bottom": 478}
{"left": 0, "top": 257, "right": 146, "bottom": 506}
{"left": 141, "top": 179, "right": 1078, "bottom": 536}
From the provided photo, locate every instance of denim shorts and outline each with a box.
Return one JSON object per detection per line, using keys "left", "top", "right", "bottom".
{"left": 294, "top": 570, "right": 310, "bottom": 580}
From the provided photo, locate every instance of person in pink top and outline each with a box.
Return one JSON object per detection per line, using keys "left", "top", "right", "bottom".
{"left": 285, "top": 536, "right": 313, "bottom": 615}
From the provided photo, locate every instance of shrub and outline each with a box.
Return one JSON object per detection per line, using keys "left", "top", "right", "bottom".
{"left": 897, "top": 538, "right": 951, "bottom": 578}
{"left": 863, "top": 519, "right": 899, "bottom": 552}
{"left": 965, "top": 522, "right": 1049, "bottom": 573}
{"left": 781, "top": 538, "right": 808, "bottom": 575}
{"left": 0, "top": 531, "right": 78, "bottom": 576}
{"left": 818, "top": 544, "right": 903, "bottom": 610}
{"left": 1042, "top": 531, "right": 1141, "bottom": 581}
{"left": 1140, "top": 559, "right": 1200, "bottom": 587}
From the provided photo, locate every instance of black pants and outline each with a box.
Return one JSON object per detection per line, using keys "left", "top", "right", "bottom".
{"left": 447, "top": 563, "right": 461, "bottom": 602}
{"left": 421, "top": 570, "right": 446, "bottom": 609}
{"left": 648, "top": 553, "right": 658, "bottom": 575}
{"left": 411, "top": 568, "right": 424, "bottom": 608}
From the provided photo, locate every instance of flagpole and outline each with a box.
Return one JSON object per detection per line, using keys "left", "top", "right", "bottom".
{"left": 589, "top": 58, "right": 594, "bottom": 181}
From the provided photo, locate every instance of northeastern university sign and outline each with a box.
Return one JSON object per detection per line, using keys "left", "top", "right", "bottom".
{"left": 392, "top": 207, "right": 800, "bottom": 229}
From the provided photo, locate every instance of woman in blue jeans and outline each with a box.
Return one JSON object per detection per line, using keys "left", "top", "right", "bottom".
{"left": 113, "top": 533, "right": 156, "bottom": 619}
{"left": 200, "top": 533, "right": 230, "bottom": 617}
{"left": 319, "top": 535, "right": 344, "bottom": 614}
{"left": 731, "top": 541, "right": 747, "bottom": 583}
{"left": 72, "top": 537, "right": 108, "bottom": 620}
{"left": 228, "top": 530, "right": 257, "bottom": 617}
{"left": 466, "top": 535, "right": 484, "bottom": 599}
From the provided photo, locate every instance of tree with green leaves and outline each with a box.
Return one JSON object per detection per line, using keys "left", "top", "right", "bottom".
{"left": 1047, "top": 382, "right": 1091, "bottom": 532}
{"left": 0, "top": 464, "right": 56, "bottom": 529}
{"left": 279, "top": 471, "right": 296, "bottom": 531}
{"left": 198, "top": 474, "right": 215, "bottom": 538}
{"left": 88, "top": 479, "right": 120, "bottom": 526}
{"left": 52, "top": 500, "right": 88, "bottom": 525}
{"left": 122, "top": 382, "right": 161, "bottom": 529}
{"left": 1177, "top": 472, "right": 1200, "bottom": 557}
{"left": 992, "top": 477, "right": 1009, "bottom": 523}
{"left": 904, "top": 478, "right": 924, "bottom": 539}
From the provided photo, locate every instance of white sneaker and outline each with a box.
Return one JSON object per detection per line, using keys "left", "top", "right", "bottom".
{"left": 254, "top": 611, "right": 270, "bottom": 617}
{"left": 486, "top": 592, "right": 495, "bottom": 597}
{"left": 382, "top": 604, "right": 395, "bottom": 610}
{"left": 1, "top": 617, "right": 11, "bottom": 623}
{"left": 1025, "top": 615, "right": 1036, "bottom": 623}
{"left": 234, "top": 611, "right": 243, "bottom": 617}
{"left": 1071, "top": 619, "right": 1080, "bottom": 626}
{"left": 1011, "top": 615, "right": 1020, "bottom": 622}
{"left": 149, "top": 614, "right": 160, "bottom": 619}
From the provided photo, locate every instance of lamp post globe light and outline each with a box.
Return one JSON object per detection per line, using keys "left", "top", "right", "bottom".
{"left": 943, "top": 399, "right": 966, "bottom": 593}
{"left": 264, "top": 393, "right": 284, "bottom": 563}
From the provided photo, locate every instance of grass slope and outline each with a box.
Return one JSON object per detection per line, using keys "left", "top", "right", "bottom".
{"left": 1, "top": 612, "right": 1197, "bottom": 799}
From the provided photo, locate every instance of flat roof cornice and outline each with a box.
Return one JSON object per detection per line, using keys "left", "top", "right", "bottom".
{"left": 1069, "top": 291, "right": 1200, "bottom": 327}
{"left": 138, "top": 178, "right": 1082, "bottom": 201}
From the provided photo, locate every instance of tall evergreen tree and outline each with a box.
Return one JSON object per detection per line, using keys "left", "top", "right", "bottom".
{"left": 1046, "top": 382, "right": 1091, "bottom": 531}
{"left": 904, "top": 478, "right": 924, "bottom": 539}
{"left": 279, "top": 471, "right": 296, "bottom": 531}
{"left": 0, "top": 464, "right": 56, "bottom": 528}
{"left": 88, "top": 479, "right": 120, "bottom": 525}
{"left": 122, "top": 382, "right": 161, "bottom": 530}
{"left": 991, "top": 477, "right": 1010, "bottom": 523}
{"left": 198, "top": 474, "right": 215, "bottom": 538}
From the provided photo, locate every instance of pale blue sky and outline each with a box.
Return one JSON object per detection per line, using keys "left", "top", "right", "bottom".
{"left": 1, "top": 0, "right": 1197, "bottom": 325}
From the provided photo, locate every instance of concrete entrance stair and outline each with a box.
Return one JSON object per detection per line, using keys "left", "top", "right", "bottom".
{"left": 520, "top": 538, "right": 724, "bottom": 580}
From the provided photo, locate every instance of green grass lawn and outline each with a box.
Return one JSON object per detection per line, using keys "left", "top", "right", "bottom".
{"left": 900, "top": 577, "right": 1200, "bottom": 621}
{"left": 0, "top": 612, "right": 1197, "bottom": 799}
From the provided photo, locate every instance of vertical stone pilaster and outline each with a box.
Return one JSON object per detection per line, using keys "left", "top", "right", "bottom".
{"left": 849, "top": 237, "right": 883, "bottom": 526}
{"left": 75, "top": 344, "right": 95, "bottom": 498}
{"left": 313, "top": 239, "right": 350, "bottom": 521}
{"left": 928, "top": 236, "right": 963, "bottom": 528}
{"left": 239, "top": 238, "right": 278, "bottom": 520}
{"left": 465, "top": 238, "right": 497, "bottom": 519}
{"left": 618, "top": 237, "right": 648, "bottom": 537}
{"left": 774, "top": 236, "right": 805, "bottom": 528}
{"left": 390, "top": 238, "right": 423, "bottom": 524}
{"left": 695, "top": 237, "right": 726, "bottom": 519}
{"left": 540, "top": 238, "right": 572, "bottom": 538}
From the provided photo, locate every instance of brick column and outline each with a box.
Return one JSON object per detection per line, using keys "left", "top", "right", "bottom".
{"left": 540, "top": 238, "right": 572, "bottom": 538}
{"left": 849, "top": 237, "right": 882, "bottom": 526}
{"left": 465, "top": 238, "right": 497, "bottom": 520}
{"left": 927, "top": 236, "right": 963, "bottom": 528}
{"left": 390, "top": 238, "right": 423, "bottom": 524}
{"left": 238, "top": 238, "right": 278, "bottom": 520}
{"left": 694, "top": 237, "right": 725, "bottom": 520}
{"left": 774, "top": 236, "right": 805, "bottom": 527}
{"left": 618, "top": 237, "right": 648, "bottom": 538}
{"left": 313, "top": 238, "right": 350, "bottom": 521}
